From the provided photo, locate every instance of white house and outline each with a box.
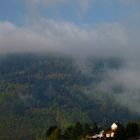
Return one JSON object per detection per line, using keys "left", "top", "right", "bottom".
{"left": 111, "top": 122, "right": 118, "bottom": 130}
{"left": 106, "top": 122, "right": 120, "bottom": 138}
{"left": 86, "top": 122, "right": 121, "bottom": 140}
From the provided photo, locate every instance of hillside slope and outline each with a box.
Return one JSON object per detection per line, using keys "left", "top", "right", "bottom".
{"left": 0, "top": 53, "right": 139, "bottom": 140}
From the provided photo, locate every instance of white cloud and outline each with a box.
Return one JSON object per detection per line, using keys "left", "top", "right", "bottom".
{"left": 0, "top": 20, "right": 129, "bottom": 56}
{"left": 94, "top": 62, "right": 140, "bottom": 114}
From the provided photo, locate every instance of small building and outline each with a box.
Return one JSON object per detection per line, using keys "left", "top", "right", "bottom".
{"left": 86, "top": 122, "right": 121, "bottom": 140}
{"left": 92, "top": 130, "right": 104, "bottom": 139}
{"left": 106, "top": 129, "right": 116, "bottom": 138}
{"left": 105, "top": 122, "right": 121, "bottom": 139}
{"left": 111, "top": 122, "right": 118, "bottom": 130}
{"left": 86, "top": 130, "right": 105, "bottom": 140}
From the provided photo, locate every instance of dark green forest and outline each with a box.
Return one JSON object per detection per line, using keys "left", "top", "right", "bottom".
{"left": 0, "top": 53, "right": 139, "bottom": 140}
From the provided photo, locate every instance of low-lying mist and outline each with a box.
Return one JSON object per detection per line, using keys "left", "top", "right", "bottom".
{"left": 0, "top": 18, "right": 140, "bottom": 115}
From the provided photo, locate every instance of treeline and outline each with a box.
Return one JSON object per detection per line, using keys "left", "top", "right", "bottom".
{"left": 36, "top": 122, "right": 99, "bottom": 140}
{"left": 36, "top": 121, "right": 140, "bottom": 140}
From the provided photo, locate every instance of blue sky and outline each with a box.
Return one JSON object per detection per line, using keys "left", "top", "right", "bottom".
{"left": 0, "top": 0, "right": 139, "bottom": 26}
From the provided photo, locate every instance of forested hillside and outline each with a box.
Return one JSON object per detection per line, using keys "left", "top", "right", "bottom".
{"left": 0, "top": 53, "right": 139, "bottom": 140}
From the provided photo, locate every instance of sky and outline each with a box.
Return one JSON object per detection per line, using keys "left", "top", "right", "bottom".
{"left": 0, "top": 0, "right": 140, "bottom": 114}
{"left": 0, "top": 0, "right": 140, "bottom": 55}
{"left": 0, "top": 0, "right": 140, "bottom": 25}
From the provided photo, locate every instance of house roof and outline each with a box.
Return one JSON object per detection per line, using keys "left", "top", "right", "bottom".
{"left": 113, "top": 121, "right": 121, "bottom": 126}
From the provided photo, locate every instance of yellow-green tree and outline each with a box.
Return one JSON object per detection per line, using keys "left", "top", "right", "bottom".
{"left": 47, "top": 128, "right": 61, "bottom": 140}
